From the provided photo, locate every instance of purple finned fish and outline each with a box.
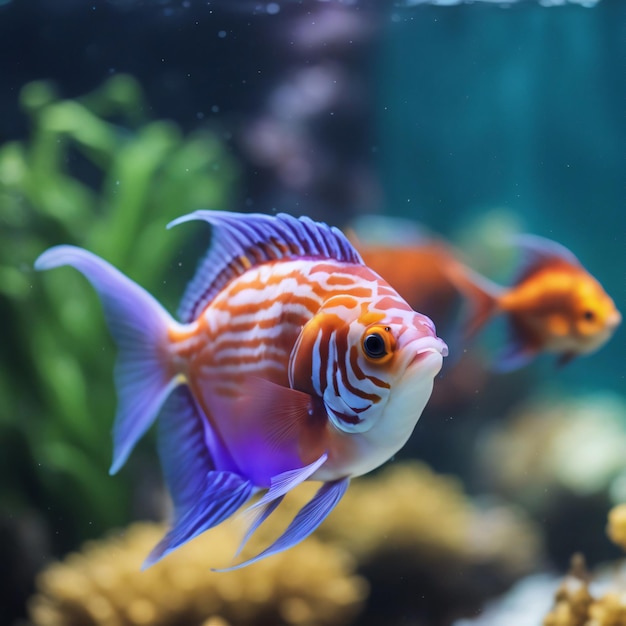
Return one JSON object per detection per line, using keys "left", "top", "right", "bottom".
{"left": 35, "top": 211, "right": 448, "bottom": 569}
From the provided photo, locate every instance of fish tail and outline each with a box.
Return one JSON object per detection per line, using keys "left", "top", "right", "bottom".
{"left": 444, "top": 260, "right": 502, "bottom": 338}
{"left": 35, "top": 245, "right": 181, "bottom": 474}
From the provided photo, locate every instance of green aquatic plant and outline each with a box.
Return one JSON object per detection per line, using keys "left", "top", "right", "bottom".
{"left": 0, "top": 74, "right": 238, "bottom": 548}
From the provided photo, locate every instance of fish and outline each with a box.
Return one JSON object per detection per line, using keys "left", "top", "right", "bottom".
{"left": 35, "top": 210, "right": 448, "bottom": 570}
{"left": 445, "top": 234, "right": 621, "bottom": 371}
{"left": 346, "top": 215, "right": 463, "bottom": 327}
{"left": 353, "top": 239, "right": 462, "bottom": 329}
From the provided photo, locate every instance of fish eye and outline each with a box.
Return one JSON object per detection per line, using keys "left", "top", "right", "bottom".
{"left": 582, "top": 310, "right": 595, "bottom": 321}
{"left": 361, "top": 325, "right": 394, "bottom": 363}
{"left": 364, "top": 333, "right": 386, "bottom": 359}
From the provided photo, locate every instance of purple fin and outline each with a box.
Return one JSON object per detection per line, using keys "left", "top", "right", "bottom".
{"left": 157, "top": 387, "right": 240, "bottom": 518}
{"left": 234, "top": 496, "right": 285, "bottom": 559}
{"left": 510, "top": 234, "right": 581, "bottom": 285}
{"left": 249, "top": 453, "right": 328, "bottom": 511}
{"left": 215, "top": 477, "right": 350, "bottom": 572}
{"left": 233, "top": 453, "right": 328, "bottom": 556}
{"left": 167, "top": 211, "right": 364, "bottom": 323}
{"left": 34, "top": 245, "right": 179, "bottom": 474}
{"left": 143, "top": 470, "right": 253, "bottom": 569}
{"left": 493, "top": 321, "right": 537, "bottom": 372}
{"left": 491, "top": 316, "right": 540, "bottom": 372}
{"left": 493, "top": 346, "right": 537, "bottom": 372}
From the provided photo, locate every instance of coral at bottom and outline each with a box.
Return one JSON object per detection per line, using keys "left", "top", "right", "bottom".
{"left": 542, "top": 504, "right": 626, "bottom": 626}
{"left": 542, "top": 554, "right": 626, "bottom": 626}
{"left": 28, "top": 522, "right": 367, "bottom": 626}
{"left": 27, "top": 461, "right": 543, "bottom": 626}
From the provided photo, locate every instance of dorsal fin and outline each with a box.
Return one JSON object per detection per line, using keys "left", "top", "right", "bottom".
{"left": 168, "top": 210, "right": 364, "bottom": 323}
{"left": 510, "top": 234, "right": 581, "bottom": 286}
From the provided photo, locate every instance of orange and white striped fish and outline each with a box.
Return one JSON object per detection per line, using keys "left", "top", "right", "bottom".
{"left": 35, "top": 211, "right": 447, "bottom": 569}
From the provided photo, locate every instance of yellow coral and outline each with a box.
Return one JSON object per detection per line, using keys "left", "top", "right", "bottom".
{"left": 587, "top": 592, "right": 626, "bottom": 626}
{"left": 543, "top": 553, "right": 626, "bottom": 626}
{"left": 544, "top": 583, "right": 626, "bottom": 626}
{"left": 29, "top": 521, "right": 367, "bottom": 626}
{"left": 479, "top": 393, "right": 626, "bottom": 502}
{"left": 319, "top": 462, "right": 542, "bottom": 579}
{"left": 607, "top": 504, "right": 626, "bottom": 552}
{"left": 543, "top": 555, "right": 593, "bottom": 626}
{"left": 28, "top": 461, "right": 542, "bottom": 626}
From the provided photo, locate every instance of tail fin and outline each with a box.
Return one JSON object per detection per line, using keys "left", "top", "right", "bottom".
{"left": 444, "top": 259, "right": 502, "bottom": 338}
{"left": 35, "top": 245, "right": 181, "bottom": 474}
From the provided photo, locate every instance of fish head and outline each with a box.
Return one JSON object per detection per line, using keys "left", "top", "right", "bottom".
{"left": 570, "top": 275, "right": 622, "bottom": 353}
{"left": 289, "top": 295, "right": 448, "bottom": 442}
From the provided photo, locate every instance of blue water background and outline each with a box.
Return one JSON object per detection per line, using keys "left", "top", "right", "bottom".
{"left": 376, "top": 1, "right": 625, "bottom": 395}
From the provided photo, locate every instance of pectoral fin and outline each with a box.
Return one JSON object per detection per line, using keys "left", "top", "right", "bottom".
{"left": 218, "top": 377, "right": 328, "bottom": 484}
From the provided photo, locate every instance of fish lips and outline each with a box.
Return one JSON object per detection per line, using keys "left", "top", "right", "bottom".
{"left": 608, "top": 309, "right": 622, "bottom": 330}
{"left": 407, "top": 336, "right": 448, "bottom": 372}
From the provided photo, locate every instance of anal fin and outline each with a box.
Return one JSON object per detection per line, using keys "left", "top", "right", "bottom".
{"left": 157, "top": 386, "right": 239, "bottom": 518}
{"left": 144, "top": 471, "right": 253, "bottom": 569}
{"left": 143, "top": 386, "right": 252, "bottom": 568}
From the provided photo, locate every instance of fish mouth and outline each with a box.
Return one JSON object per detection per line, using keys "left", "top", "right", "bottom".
{"left": 409, "top": 336, "right": 449, "bottom": 367}
{"left": 608, "top": 310, "right": 622, "bottom": 330}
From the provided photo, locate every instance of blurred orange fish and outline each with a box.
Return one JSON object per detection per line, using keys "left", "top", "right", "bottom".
{"left": 447, "top": 234, "right": 621, "bottom": 370}
{"left": 349, "top": 231, "right": 462, "bottom": 326}
{"left": 360, "top": 245, "right": 459, "bottom": 317}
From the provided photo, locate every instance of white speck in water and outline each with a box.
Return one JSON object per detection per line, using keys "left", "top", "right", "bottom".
{"left": 211, "top": 104, "right": 220, "bottom": 113}
{"left": 266, "top": 2, "right": 280, "bottom": 14}
{"left": 218, "top": 30, "right": 227, "bottom": 39}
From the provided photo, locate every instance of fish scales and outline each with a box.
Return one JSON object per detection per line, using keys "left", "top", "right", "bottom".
{"left": 178, "top": 259, "right": 383, "bottom": 394}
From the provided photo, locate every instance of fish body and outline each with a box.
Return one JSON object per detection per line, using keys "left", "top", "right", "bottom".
{"left": 171, "top": 255, "right": 442, "bottom": 485}
{"left": 447, "top": 235, "right": 621, "bottom": 370}
{"left": 35, "top": 211, "right": 447, "bottom": 569}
